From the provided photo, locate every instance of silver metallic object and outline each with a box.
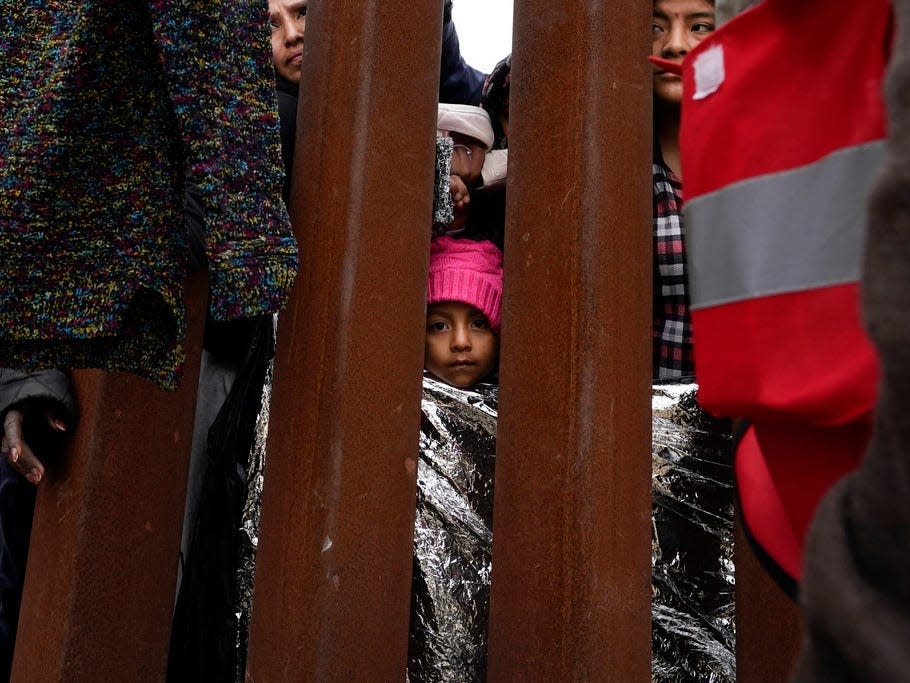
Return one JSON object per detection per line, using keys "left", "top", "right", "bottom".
{"left": 238, "top": 375, "right": 734, "bottom": 682}
{"left": 652, "top": 382, "right": 735, "bottom": 682}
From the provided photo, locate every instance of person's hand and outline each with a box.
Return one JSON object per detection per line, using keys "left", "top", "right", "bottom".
{"left": 449, "top": 173, "right": 471, "bottom": 211}
{"left": 1, "top": 405, "right": 68, "bottom": 485}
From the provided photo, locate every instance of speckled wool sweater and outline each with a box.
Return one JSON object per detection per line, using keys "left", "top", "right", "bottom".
{"left": 0, "top": 0, "right": 298, "bottom": 389}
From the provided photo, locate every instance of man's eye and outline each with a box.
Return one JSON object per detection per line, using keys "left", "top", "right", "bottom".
{"left": 692, "top": 22, "right": 715, "bottom": 33}
{"left": 452, "top": 144, "right": 473, "bottom": 160}
{"left": 652, "top": 22, "right": 664, "bottom": 35}
{"left": 298, "top": 7, "right": 307, "bottom": 18}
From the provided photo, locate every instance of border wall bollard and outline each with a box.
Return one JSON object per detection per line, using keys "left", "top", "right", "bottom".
{"left": 486, "top": 0, "right": 654, "bottom": 679}
{"left": 243, "top": 2, "right": 442, "bottom": 680}
{"left": 12, "top": 271, "right": 208, "bottom": 682}
{"left": 736, "top": 519, "right": 803, "bottom": 681}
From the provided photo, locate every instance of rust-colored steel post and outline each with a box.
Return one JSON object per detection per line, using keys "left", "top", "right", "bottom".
{"left": 11, "top": 272, "right": 207, "bottom": 682}
{"left": 244, "top": 3, "right": 441, "bottom": 680}
{"left": 735, "top": 519, "right": 802, "bottom": 682}
{"left": 486, "top": 1, "right": 653, "bottom": 680}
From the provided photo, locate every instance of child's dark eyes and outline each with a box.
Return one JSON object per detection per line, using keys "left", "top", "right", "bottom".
{"left": 428, "top": 320, "right": 449, "bottom": 332}
{"left": 471, "top": 318, "right": 489, "bottom": 330}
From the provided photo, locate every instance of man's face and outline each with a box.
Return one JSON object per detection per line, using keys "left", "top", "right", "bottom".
{"left": 270, "top": 0, "right": 307, "bottom": 85}
{"left": 651, "top": 0, "right": 715, "bottom": 105}
{"left": 425, "top": 301, "right": 499, "bottom": 388}
{"left": 447, "top": 132, "right": 486, "bottom": 190}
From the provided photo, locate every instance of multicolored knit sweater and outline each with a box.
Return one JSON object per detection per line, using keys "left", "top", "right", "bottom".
{"left": 0, "top": 0, "right": 298, "bottom": 389}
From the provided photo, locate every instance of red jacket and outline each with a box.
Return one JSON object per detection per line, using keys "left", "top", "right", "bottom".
{"left": 679, "top": 0, "right": 891, "bottom": 586}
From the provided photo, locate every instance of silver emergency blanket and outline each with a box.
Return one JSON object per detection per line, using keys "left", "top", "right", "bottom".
{"left": 408, "top": 372, "right": 498, "bottom": 682}
{"left": 237, "top": 374, "right": 733, "bottom": 682}
{"left": 652, "top": 383, "right": 736, "bottom": 682}
{"left": 235, "top": 357, "right": 273, "bottom": 681}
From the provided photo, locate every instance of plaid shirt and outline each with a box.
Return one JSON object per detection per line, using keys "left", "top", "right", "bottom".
{"left": 653, "top": 156, "right": 695, "bottom": 380}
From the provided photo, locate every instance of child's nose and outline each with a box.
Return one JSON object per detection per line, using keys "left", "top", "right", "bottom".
{"left": 451, "top": 326, "right": 472, "bottom": 351}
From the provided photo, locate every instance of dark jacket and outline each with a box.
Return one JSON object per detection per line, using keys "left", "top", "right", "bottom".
{"left": 0, "top": 369, "right": 75, "bottom": 422}
{"left": 276, "top": 75, "right": 300, "bottom": 206}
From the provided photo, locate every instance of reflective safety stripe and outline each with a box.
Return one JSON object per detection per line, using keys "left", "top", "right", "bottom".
{"left": 687, "top": 140, "right": 886, "bottom": 310}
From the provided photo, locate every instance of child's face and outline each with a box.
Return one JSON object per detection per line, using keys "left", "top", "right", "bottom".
{"left": 652, "top": 0, "right": 715, "bottom": 106}
{"left": 425, "top": 301, "right": 498, "bottom": 388}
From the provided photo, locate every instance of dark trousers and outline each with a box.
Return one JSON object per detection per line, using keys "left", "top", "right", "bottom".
{"left": 0, "top": 460, "right": 35, "bottom": 682}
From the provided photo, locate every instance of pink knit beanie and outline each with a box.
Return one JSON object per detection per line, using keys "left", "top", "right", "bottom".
{"left": 427, "top": 236, "right": 503, "bottom": 334}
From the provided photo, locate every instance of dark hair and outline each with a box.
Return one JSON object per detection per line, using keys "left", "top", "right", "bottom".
{"left": 480, "top": 54, "right": 511, "bottom": 150}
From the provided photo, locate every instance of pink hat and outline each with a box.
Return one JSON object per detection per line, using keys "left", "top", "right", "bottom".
{"left": 427, "top": 236, "right": 503, "bottom": 334}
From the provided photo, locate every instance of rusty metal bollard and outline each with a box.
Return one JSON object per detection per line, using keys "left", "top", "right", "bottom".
{"left": 12, "top": 272, "right": 207, "bottom": 682}
{"left": 486, "top": 0, "right": 654, "bottom": 679}
{"left": 243, "top": 2, "right": 443, "bottom": 680}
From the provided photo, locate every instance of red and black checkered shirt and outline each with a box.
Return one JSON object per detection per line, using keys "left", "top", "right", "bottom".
{"left": 653, "top": 156, "right": 694, "bottom": 380}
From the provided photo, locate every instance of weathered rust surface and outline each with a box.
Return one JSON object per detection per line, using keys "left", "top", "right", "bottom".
{"left": 11, "top": 272, "right": 207, "bottom": 682}
{"left": 735, "top": 519, "right": 803, "bottom": 682}
{"left": 244, "top": 3, "right": 441, "bottom": 680}
{"left": 486, "top": 1, "right": 654, "bottom": 679}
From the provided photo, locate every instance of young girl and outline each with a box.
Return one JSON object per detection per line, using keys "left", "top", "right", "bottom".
{"left": 408, "top": 235, "right": 502, "bottom": 682}
{"left": 648, "top": 5, "right": 736, "bottom": 681}
{"left": 650, "top": 0, "right": 715, "bottom": 379}
{"left": 424, "top": 235, "right": 502, "bottom": 388}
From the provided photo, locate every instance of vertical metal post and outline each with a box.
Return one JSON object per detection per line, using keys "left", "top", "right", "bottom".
{"left": 244, "top": 2, "right": 441, "bottom": 679}
{"left": 486, "top": 0, "right": 653, "bottom": 679}
{"left": 735, "top": 520, "right": 802, "bottom": 682}
{"left": 11, "top": 272, "right": 207, "bottom": 682}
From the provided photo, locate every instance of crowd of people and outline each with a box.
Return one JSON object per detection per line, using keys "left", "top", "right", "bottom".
{"left": 1, "top": 0, "right": 906, "bottom": 680}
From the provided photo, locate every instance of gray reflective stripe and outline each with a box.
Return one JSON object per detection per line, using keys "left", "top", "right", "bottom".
{"left": 686, "top": 140, "right": 886, "bottom": 310}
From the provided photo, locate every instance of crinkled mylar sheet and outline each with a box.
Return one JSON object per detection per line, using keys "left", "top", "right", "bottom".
{"left": 408, "top": 373, "right": 498, "bottom": 682}
{"left": 237, "top": 378, "right": 734, "bottom": 683}
{"left": 652, "top": 382, "right": 735, "bottom": 682}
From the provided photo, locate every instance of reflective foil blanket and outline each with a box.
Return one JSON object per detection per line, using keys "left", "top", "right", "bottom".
{"left": 407, "top": 378, "right": 732, "bottom": 681}
{"left": 408, "top": 373, "right": 498, "bottom": 682}
{"left": 652, "top": 383, "right": 735, "bottom": 682}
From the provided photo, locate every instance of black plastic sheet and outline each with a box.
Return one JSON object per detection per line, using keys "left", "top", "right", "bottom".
{"left": 168, "top": 316, "right": 274, "bottom": 682}
{"left": 652, "top": 383, "right": 736, "bottom": 682}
